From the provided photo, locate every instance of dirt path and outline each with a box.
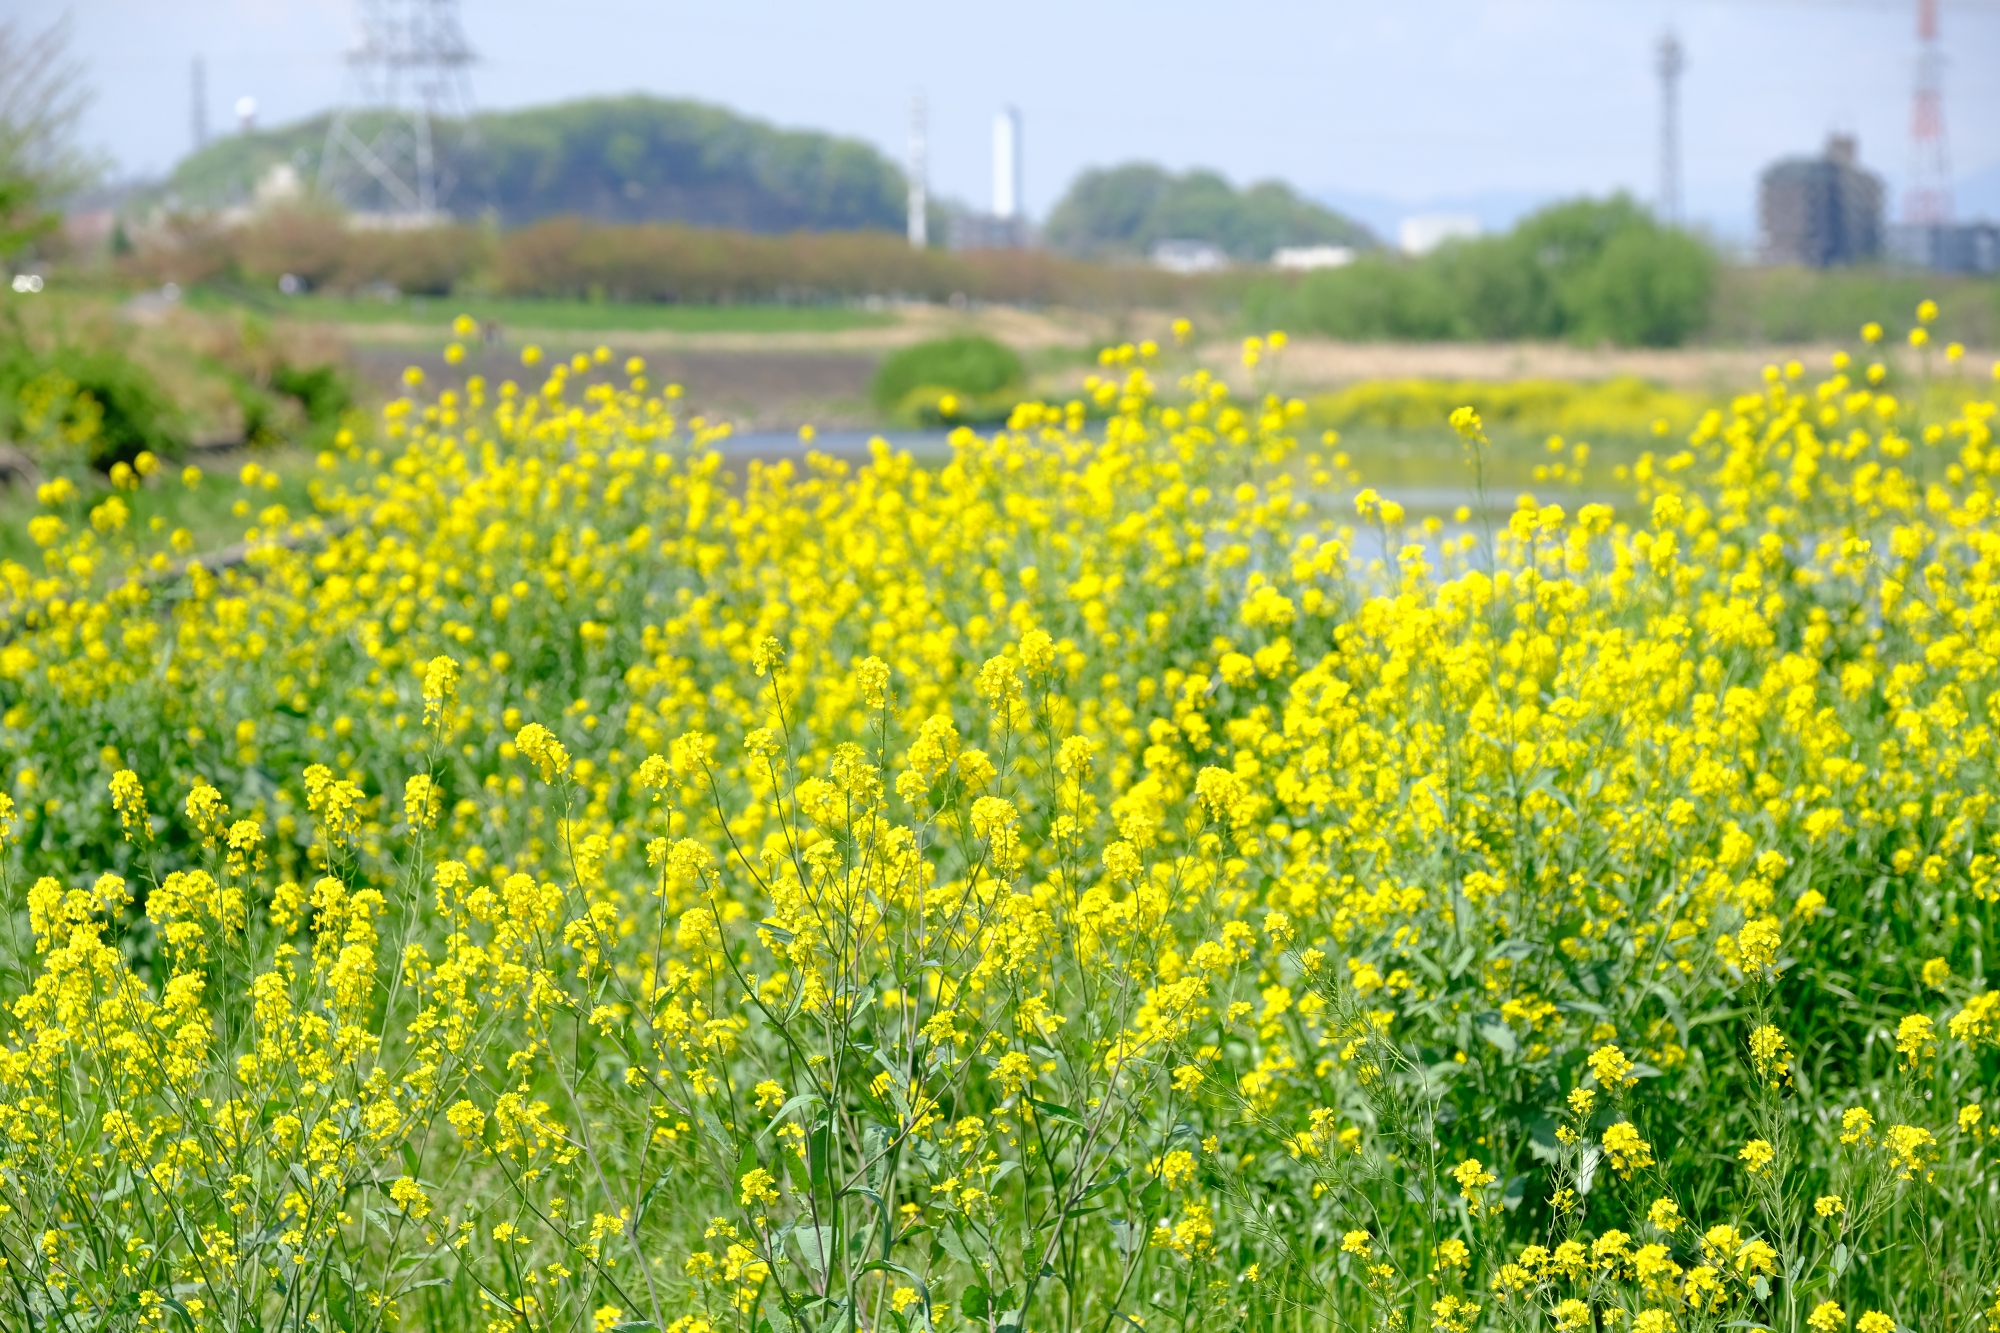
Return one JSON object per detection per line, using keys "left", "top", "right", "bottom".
{"left": 1193, "top": 336, "right": 1997, "bottom": 393}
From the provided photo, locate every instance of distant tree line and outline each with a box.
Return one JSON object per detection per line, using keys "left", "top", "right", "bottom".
{"left": 122, "top": 210, "right": 1230, "bottom": 310}
{"left": 118, "top": 196, "right": 2000, "bottom": 349}
{"left": 1245, "top": 197, "right": 1719, "bottom": 347}
{"left": 1042, "top": 164, "right": 1375, "bottom": 260}
{"left": 157, "top": 96, "right": 909, "bottom": 235}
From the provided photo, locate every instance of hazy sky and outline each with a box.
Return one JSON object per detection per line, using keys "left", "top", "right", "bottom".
{"left": 24, "top": 0, "right": 2000, "bottom": 240}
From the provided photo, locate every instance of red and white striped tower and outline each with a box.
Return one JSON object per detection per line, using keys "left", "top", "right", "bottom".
{"left": 1905, "top": 0, "right": 1953, "bottom": 224}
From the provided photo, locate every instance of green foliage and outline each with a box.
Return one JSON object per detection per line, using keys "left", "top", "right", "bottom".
{"left": 224, "top": 357, "right": 357, "bottom": 452}
{"left": 193, "top": 289, "right": 894, "bottom": 334}
{"left": 1044, "top": 163, "right": 1375, "bottom": 261}
{"left": 0, "top": 18, "right": 96, "bottom": 260}
{"left": 469, "top": 96, "right": 905, "bottom": 231}
{"left": 1566, "top": 225, "right": 1716, "bottom": 347}
{"left": 1247, "top": 195, "right": 1718, "bottom": 348}
{"left": 156, "top": 95, "right": 908, "bottom": 235}
{"left": 1710, "top": 267, "right": 2000, "bottom": 346}
{"left": 0, "top": 331, "right": 185, "bottom": 472}
{"left": 1249, "top": 257, "right": 1460, "bottom": 340}
{"left": 1309, "top": 375, "right": 1704, "bottom": 436}
{"left": 870, "top": 334, "right": 1026, "bottom": 414}
{"left": 485, "top": 218, "right": 1216, "bottom": 309}
{"left": 269, "top": 361, "right": 353, "bottom": 427}
{"left": 0, "top": 173, "right": 51, "bottom": 259}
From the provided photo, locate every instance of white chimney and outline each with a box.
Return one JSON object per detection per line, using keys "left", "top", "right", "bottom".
{"left": 992, "top": 107, "right": 1021, "bottom": 220}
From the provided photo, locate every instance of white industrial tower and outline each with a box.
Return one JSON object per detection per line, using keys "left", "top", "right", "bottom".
{"left": 992, "top": 106, "right": 1022, "bottom": 221}
{"left": 908, "top": 92, "right": 928, "bottom": 248}
{"left": 318, "top": 0, "right": 476, "bottom": 219}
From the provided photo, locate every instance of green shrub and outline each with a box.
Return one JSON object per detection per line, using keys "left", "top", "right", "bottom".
{"left": 56, "top": 350, "right": 187, "bottom": 469}
{"left": 1250, "top": 195, "right": 1717, "bottom": 348}
{"left": 1562, "top": 222, "right": 1715, "bottom": 347}
{"left": 870, "top": 333, "right": 1025, "bottom": 414}
{"left": 0, "top": 335, "right": 186, "bottom": 472}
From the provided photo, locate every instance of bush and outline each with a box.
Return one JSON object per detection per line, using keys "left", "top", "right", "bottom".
{"left": 870, "top": 333, "right": 1026, "bottom": 413}
{"left": 1251, "top": 194, "right": 1718, "bottom": 347}
{"left": 0, "top": 334, "right": 186, "bottom": 472}
{"left": 1246, "top": 258, "right": 1459, "bottom": 340}
{"left": 1560, "top": 220, "right": 1715, "bottom": 347}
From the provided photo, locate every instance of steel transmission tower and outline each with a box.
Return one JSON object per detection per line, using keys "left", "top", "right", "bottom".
{"left": 1655, "top": 29, "right": 1684, "bottom": 227}
{"left": 1905, "top": 0, "right": 1952, "bottom": 224}
{"left": 318, "top": 0, "right": 475, "bottom": 219}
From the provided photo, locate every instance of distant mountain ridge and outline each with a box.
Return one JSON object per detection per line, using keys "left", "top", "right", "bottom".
{"left": 158, "top": 95, "right": 909, "bottom": 234}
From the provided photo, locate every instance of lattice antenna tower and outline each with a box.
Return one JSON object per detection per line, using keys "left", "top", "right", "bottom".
{"left": 319, "top": 0, "right": 475, "bottom": 219}
{"left": 1655, "top": 29, "right": 1685, "bottom": 227}
{"left": 1905, "top": 0, "right": 1951, "bottom": 224}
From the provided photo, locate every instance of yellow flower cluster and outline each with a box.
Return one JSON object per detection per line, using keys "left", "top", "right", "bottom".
{"left": 0, "top": 312, "right": 1991, "bottom": 1329}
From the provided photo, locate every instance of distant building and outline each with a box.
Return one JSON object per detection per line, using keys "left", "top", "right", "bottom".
{"left": 1887, "top": 221, "right": 2000, "bottom": 275}
{"left": 255, "top": 162, "right": 304, "bottom": 207}
{"left": 1272, "top": 245, "right": 1356, "bottom": 271}
{"left": 1757, "top": 135, "right": 1883, "bottom": 267}
{"left": 1151, "top": 239, "right": 1227, "bottom": 273}
{"left": 1398, "top": 214, "right": 1480, "bottom": 256}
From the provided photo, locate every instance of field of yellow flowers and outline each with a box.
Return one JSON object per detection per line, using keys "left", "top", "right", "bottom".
{"left": 0, "top": 311, "right": 1996, "bottom": 1333}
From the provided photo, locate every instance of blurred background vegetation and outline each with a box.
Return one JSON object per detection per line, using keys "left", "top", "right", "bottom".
{"left": 0, "top": 15, "right": 1995, "bottom": 498}
{"left": 1042, "top": 163, "right": 1375, "bottom": 260}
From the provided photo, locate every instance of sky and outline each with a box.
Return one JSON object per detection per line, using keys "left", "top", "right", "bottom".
{"left": 22, "top": 0, "right": 2000, "bottom": 244}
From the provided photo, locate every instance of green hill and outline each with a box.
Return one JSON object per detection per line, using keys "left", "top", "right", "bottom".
{"left": 156, "top": 95, "right": 908, "bottom": 234}
{"left": 1043, "top": 163, "right": 1376, "bottom": 261}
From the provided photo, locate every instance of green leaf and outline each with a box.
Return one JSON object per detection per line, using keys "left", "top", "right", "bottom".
{"left": 762, "top": 1091, "right": 822, "bottom": 1135}
{"left": 937, "top": 1222, "right": 978, "bottom": 1268}
{"left": 632, "top": 1168, "right": 677, "bottom": 1229}
{"left": 1030, "top": 1096, "right": 1083, "bottom": 1125}
{"left": 1478, "top": 1022, "right": 1518, "bottom": 1056}
{"left": 792, "top": 1224, "right": 837, "bottom": 1273}
{"left": 960, "top": 1285, "right": 990, "bottom": 1320}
